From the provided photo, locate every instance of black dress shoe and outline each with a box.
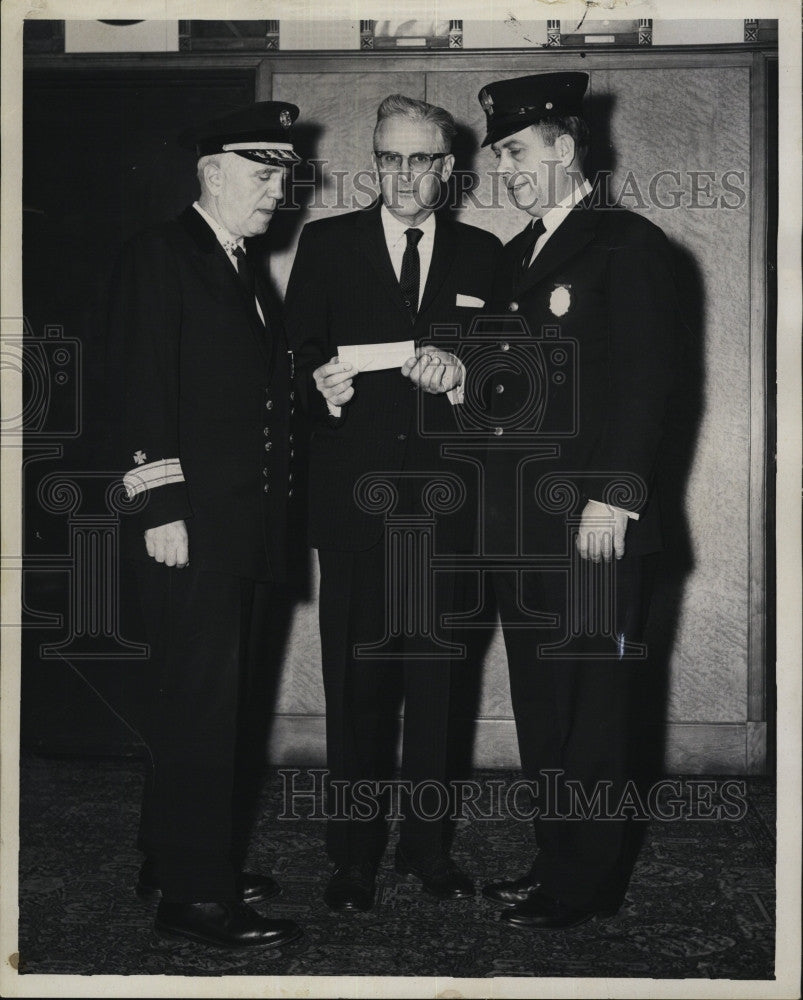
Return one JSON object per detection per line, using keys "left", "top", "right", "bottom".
{"left": 482, "top": 868, "right": 541, "bottom": 906}
{"left": 323, "top": 863, "right": 377, "bottom": 912}
{"left": 154, "top": 901, "right": 302, "bottom": 949}
{"left": 500, "top": 891, "right": 618, "bottom": 930}
{"left": 394, "top": 849, "right": 475, "bottom": 901}
{"left": 136, "top": 861, "right": 281, "bottom": 905}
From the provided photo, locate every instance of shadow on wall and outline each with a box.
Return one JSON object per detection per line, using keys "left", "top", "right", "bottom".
{"left": 633, "top": 240, "right": 705, "bottom": 776}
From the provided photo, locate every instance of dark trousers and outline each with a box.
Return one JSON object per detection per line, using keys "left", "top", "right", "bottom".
{"left": 318, "top": 543, "right": 459, "bottom": 868}
{"left": 491, "top": 550, "right": 653, "bottom": 908}
{"left": 133, "top": 559, "right": 279, "bottom": 903}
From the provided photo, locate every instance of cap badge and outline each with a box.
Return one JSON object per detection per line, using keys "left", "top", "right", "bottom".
{"left": 545, "top": 101, "right": 553, "bottom": 110}
{"left": 479, "top": 88, "right": 494, "bottom": 115}
{"left": 279, "top": 110, "right": 292, "bottom": 129}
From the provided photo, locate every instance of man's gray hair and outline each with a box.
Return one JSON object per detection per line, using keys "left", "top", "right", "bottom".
{"left": 374, "top": 94, "right": 457, "bottom": 152}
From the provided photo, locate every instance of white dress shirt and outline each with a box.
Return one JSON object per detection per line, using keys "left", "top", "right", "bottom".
{"left": 327, "top": 206, "right": 460, "bottom": 417}
{"left": 382, "top": 205, "right": 465, "bottom": 405}
{"left": 193, "top": 201, "right": 265, "bottom": 324}
{"left": 380, "top": 204, "right": 436, "bottom": 309}
{"left": 522, "top": 177, "right": 593, "bottom": 270}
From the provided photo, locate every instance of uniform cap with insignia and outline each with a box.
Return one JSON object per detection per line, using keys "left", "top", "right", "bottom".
{"left": 178, "top": 101, "right": 302, "bottom": 167}
{"left": 477, "top": 72, "right": 588, "bottom": 147}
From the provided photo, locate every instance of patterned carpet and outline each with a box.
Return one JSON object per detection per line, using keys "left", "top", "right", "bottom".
{"left": 16, "top": 755, "right": 775, "bottom": 981}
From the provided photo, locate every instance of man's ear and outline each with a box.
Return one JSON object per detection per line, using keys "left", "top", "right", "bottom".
{"left": 201, "top": 158, "right": 224, "bottom": 196}
{"left": 555, "top": 133, "right": 577, "bottom": 168}
{"left": 440, "top": 153, "right": 456, "bottom": 183}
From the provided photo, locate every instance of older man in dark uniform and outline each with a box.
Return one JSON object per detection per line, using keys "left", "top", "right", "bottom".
{"left": 110, "top": 103, "right": 303, "bottom": 948}
{"left": 472, "top": 73, "right": 681, "bottom": 928}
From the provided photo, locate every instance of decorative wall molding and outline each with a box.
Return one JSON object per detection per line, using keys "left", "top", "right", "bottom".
{"left": 555, "top": 18, "right": 652, "bottom": 48}
{"left": 360, "top": 18, "right": 462, "bottom": 50}
{"left": 178, "top": 20, "right": 280, "bottom": 52}
{"left": 743, "top": 19, "right": 778, "bottom": 44}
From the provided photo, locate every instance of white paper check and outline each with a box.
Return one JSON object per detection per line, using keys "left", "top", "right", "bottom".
{"left": 338, "top": 340, "right": 415, "bottom": 373}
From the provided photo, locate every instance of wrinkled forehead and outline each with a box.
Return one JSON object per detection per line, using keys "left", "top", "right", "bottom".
{"left": 374, "top": 116, "right": 443, "bottom": 152}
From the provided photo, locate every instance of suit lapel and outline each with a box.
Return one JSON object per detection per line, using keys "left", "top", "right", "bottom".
{"left": 178, "top": 206, "right": 270, "bottom": 365}
{"left": 355, "top": 202, "right": 412, "bottom": 324}
{"left": 418, "top": 215, "right": 458, "bottom": 318}
{"left": 514, "top": 197, "right": 599, "bottom": 298}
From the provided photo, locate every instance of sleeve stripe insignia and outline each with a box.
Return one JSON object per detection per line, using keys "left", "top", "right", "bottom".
{"left": 123, "top": 457, "right": 185, "bottom": 498}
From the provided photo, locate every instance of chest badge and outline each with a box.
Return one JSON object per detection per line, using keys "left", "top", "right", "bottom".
{"left": 549, "top": 284, "right": 572, "bottom": 318}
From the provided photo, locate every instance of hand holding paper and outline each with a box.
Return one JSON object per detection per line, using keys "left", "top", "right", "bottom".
{"left": 313, "top": 356, "right": 355, "bottom": 409}
{"left": 402, "top": 346, "right": 463, "bottom": 395}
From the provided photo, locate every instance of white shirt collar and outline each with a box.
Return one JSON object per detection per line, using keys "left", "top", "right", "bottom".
{"left": 193, "top": 201, "right": 244, "bottom": 255}
{"left": 540, "top": 177, "right": 593, "bottom": 235}
{"left": 380, "top": 203, "right": 436, "bottom": 247}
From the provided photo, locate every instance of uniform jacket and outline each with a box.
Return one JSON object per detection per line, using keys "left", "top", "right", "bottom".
{"left": 481, "top": 198, "right": 682, "bottom": 557}
{"left": 109, "top": 205, "right": 295, "bottom": 581}
{"left": 284, "top": 201, "right": 502, "bottom": 553}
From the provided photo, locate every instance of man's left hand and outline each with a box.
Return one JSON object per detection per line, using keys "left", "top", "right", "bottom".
{"left": 576, "top": 500, "right": 629, "bottom": 562}
{"left": 402, "top": 346, "right": 462, "bottom": 394}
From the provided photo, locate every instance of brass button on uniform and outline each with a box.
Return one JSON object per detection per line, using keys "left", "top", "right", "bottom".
{"left": 263, "top": 483, "right": 270, "bottom": 494}
{"left": 264, "top": 441, "right": 272, "bottom": 451}
{"left": 493, "top": 426, "right": 504, "bottom": 437}
{"left": 500, "top": 342, "right": 510, "bottom": 352}
{"left": 508, "top": 301, "right": 519, "bottom": 312}
{"left": 263, "top": 427, "right": 270, "bottom": 436}
{"left": 397, "top": 433, "right": 406, "bottom": 441}
{"left": 265, "top": 399, "right": 273, "bottom": 410}
{"left": 288, "top": 488, "right": 294, "bottom": 498}
{"left": 262, "top": 468, "right": 268, "bottom": 477}
{"left": 495, "top": 384, "right": 505, "bottom": 394}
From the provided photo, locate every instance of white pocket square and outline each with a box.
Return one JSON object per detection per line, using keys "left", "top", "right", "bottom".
{"left": 456, "top": 293, "right": 485, "bottom": 308}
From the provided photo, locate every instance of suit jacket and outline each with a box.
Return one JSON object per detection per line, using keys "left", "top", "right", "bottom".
{"left": 284, "top": 202, "right": 502, "bottom": 553}
{"left": 109, "top": 206, "right": 295, "bottom": 581}
{"left": 481, "top": 199, "right": 682, "bottom": 557}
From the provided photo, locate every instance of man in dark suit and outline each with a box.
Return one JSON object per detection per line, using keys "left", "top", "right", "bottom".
{"left": 472, "top": 73, "right": 681, "bottom": 928}
{"left": 110, "top": 102, "right": 303, "bottom": 949}
{"left": 285, "top": 94, "right": 501, "bottom": 911}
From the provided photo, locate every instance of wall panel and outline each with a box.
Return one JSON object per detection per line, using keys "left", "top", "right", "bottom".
{"left": 264, "top": 51, "right": 767, "bottom": 772}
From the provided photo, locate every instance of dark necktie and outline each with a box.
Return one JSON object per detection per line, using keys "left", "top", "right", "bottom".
{"left": 233, "top": 245, "right": 264, "bottom": 326}
{"left": 519, "top": 217, "right": 547, "bottom": 274}
{"left": 399, "top": 227, "right": 424, "bottom": 321}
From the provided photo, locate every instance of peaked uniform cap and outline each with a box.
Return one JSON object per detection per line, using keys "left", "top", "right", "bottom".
{"left": 478, "top": 72, "right": 588, "bottom": 147}
{"left": 179, "top": 101, "right": 301, "bottom": 166}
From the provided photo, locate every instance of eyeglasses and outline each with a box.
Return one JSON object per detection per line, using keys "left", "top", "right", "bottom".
{"left": 373, "top": 151, "right": 445, "bottom": 173}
